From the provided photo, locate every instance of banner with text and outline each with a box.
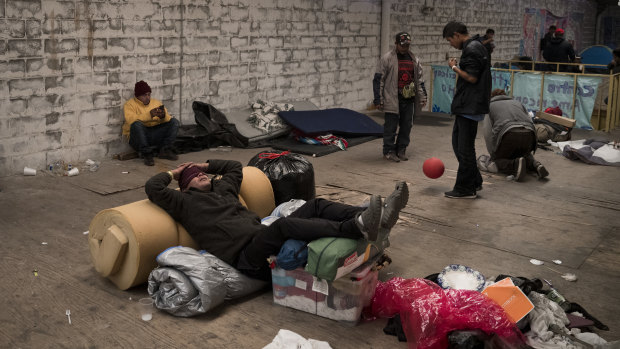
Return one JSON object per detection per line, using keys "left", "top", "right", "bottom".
{"left": 431, "top": 67, "right": 601, "bottom": 129}
{"left": 512, "top": 73, "right": 602, "bottom": 129}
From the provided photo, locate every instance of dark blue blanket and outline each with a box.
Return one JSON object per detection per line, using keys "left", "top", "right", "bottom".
{"left": 278, "top": 108, "right": 383, "bottom": 136}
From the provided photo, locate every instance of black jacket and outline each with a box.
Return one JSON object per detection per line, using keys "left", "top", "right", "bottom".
{"left": 145, "top": 159, "right": 262, "bottom": 266}
{"left": 451, "top": 38, "right": 491, "bottom": 116}
{"left": 543, "top": 37, "right": 575, "bottom": 64}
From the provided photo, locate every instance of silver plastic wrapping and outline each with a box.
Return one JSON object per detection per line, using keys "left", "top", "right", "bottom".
{"left": 148, "top": 246, "right": 266, "bottom": 317}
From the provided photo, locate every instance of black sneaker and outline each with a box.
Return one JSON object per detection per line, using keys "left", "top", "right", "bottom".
{"left": 144, "top": 154, "right": 154, "bottom": 166}
{"left": 397, "top": 150, "right": 409, "bottom": 161}
{"left": 444, "top": 190, "right": 477, "bottom": 199}
{"left": 536, "top": 164, "right": 549, "bottom": 179}
{"left": 384, "top": 152, "right": 400, "bottom": 163}
{"left": 476, "top": 185, "right": 483, "bottom": 191}
{"left": 515, "top": 157, "right": 526, "bottom": 182}
{"left": 159, "top": 147, "right": 179, "bottom": 161}
{"left": 381, "top": 182, "right": 408, "bottom": 229}
{"left": 357, "top": 195, "right": 382, "bottom": 241}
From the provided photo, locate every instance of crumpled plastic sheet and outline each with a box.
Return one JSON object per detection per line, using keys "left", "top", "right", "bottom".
{"left": 148, "top": 246, "right": 266, "bottom": 317}
{"left": 367, "top": 277, "right": 525, "bottom": 349}
{"left": 262, "top": 329, "right": 332, "bottom": 349}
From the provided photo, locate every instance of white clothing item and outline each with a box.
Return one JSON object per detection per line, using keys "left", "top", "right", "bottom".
{"left": 262, "top": 329, "right": 332, "bottom": 349}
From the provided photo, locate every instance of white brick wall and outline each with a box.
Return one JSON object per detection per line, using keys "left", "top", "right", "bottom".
{"left": 0, "top": 0, "right": 600, "bottom": 176}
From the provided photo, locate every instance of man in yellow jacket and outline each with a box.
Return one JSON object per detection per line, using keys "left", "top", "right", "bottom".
{"left": 123, "top": 81, "right": 179, "bottom": 166}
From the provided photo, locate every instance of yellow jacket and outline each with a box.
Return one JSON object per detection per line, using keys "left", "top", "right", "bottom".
{"left": 122, "top": 97, "right": 172, "bottom": 137}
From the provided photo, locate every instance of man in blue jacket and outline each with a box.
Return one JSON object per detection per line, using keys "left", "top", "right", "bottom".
{"left": 145, "top": 159, "right": 408, "bottom": 281}
{"left": 443, "top": 21, "right": 491, "bottom": 199}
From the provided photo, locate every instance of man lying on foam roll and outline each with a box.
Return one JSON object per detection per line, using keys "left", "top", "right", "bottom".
{"left": 145, "top": 159, "right": 409, "bottom": 281}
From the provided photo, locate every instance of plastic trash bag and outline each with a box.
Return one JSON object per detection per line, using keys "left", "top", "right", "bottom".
{"left": 248, "top": 150, "right": 315, "bottom": 205}
{"left": 367, "top": 278, "right": 526, "bottom": 349}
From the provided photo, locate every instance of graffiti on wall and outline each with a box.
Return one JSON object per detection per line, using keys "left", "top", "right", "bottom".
{"left": 520, "top": 8, "right": 583, "bottom": 60}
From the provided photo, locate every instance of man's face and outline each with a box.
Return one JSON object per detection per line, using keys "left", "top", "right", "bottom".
{"left": 445, "top": 34, "right": 463, "bottom": 50}
{"left": 487, "top": 33, "right": 495, "bottom": 40}
{"left": 396, "top": 42, "right": 410, "bottom": 54}
{"left": 186, "top": 172, "right": 211, "bottom": 192}
{"left": 137, "top": 92, "right": 151, "bottom": 105}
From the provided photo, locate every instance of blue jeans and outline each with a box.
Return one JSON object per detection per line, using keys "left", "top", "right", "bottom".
{"left": 129, "top": 118, "right": 179, "bottom": 155}
{"left": 383, "top": 100, "right": 414, "bottom": 155}
{"left": 452, "top": 115, "right": 483, "bottom": 193}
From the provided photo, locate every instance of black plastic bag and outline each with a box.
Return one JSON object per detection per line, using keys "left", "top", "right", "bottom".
{"left": 248, "top": 150, "right": 315, "bottom": 205}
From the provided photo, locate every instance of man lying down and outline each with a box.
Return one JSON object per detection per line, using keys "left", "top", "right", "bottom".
{"left": 146, "top": 159, "right": 408, "bottom": 281}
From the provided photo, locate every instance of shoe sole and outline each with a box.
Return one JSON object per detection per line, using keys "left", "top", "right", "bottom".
{"left": 444, "top": 194, "right": 477, "bottom": 199}
{"left": 381, "top": 182, "right": 408, "bottom": 228}
{"left": 363, "top": 195, "right": 382, "bottom": 241}
{"left": 537, "top": 165, "right": 549, "bottom": 179}
{"left": 384, "top": 154, "right": 400, "bottom": 163}
{"left": 515, "top": 157, "right": 526, "bottom": 182}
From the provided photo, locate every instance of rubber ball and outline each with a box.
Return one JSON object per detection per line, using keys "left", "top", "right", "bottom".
{"left": 423, "top": 157, "right": 445, "bottom": 179}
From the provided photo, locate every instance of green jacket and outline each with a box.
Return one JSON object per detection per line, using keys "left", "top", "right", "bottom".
{"left": 145, "top": 160, "right": 261, "bottom": 266}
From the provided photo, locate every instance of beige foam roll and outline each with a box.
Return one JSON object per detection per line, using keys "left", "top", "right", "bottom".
{"left": 240, "top": 166, "right": 275, "bottom": 219}
{"left": 89, "top": 199, "right": 179, "bottom": 290}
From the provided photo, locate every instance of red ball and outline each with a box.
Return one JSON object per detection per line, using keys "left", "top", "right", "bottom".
{"left": 423, "top": 157, "right": 445, "bottom": 179}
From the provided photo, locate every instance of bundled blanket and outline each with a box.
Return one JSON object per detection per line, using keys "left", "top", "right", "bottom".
{"left": 148, "top": 246, "right": 266, "bottom": 317}
{"left": 248, "top": 100, "right": 294, "bottom": 133}
{"left": 552, "top": 139, "right": 620, "bottom": 166}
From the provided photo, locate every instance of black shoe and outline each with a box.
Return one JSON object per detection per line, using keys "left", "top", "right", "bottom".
{"left": 536, "top": 164, "right": 549, "bottom": 179}
{"left": 515, "top": 157, "right": 526, "bottom": 182}
{"left": 144, "top": 154, "right": 154, "bottom": 166}
{"left": 159, "top": 147, "right": 178, "bottom": 161}
{"left": 444, "top": 190, "right": 477, "bottom": 199}
{"left": 357, "top": 195, "right": 382, "bottom": 241}
{"left": 384, "top": 152, "right": 400, "bottom": 163}
{"left": 381, "top": 182, "right": 408, "bottom": 229}
{"left": 476, "top": 185, "right": 483, "bottom": 191}
{"left": 397, "top": 150, "right": 408, "bottom": 161}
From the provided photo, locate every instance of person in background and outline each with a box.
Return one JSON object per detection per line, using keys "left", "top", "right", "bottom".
{"left": 540, "top": 25, "right": 556, "bottom": 56}
{"left": 442, "top": 21, "right": 491, "bottom": 199}
{"left": 123, "top": 80, "right": 179, "bottom": 166}
{"left": 145, "top": 159, "right": 409, "bottom": 281}
{"left": 479, "top": 28, "right": 495, "bottom": 60}
{"left": 542, "top": 28, "right": 575, "bottom": 72}
{"left": 478, "top": 89, "right": 549, "bottom": 181}
{"left": 373, "top": 32, "right": 427, "bottom": 162}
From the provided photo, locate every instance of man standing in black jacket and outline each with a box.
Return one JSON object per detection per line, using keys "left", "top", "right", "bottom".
{"left": 543, "top": 28, "right": 575, "bottom": 72}
{"left": 442, "top": 21, "right": 491, "bottom": 199}
{"left": 145, "top": 159, "right": 408, "bottom": 281}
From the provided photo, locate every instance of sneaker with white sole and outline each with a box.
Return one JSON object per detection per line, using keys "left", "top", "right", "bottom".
{"left": 444, "top": 190, "right": 477, "bottom": 199}
{"left": 515, "top": 157, "right": 526, "bottom": 182}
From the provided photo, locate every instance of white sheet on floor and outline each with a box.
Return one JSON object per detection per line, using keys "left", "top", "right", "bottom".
{"left": 262, "top": 329, "right": 332, "bottom": 349}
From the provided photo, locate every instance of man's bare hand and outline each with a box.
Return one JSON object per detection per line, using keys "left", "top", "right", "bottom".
{"left": 150, "top": 107, "right": 165, "bottom": 119}
{"left": 170, "top": 163, "right": 192, "bottom": 180}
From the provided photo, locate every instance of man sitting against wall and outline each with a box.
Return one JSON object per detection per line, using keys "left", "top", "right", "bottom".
{"left": 123, "top": 80, "right": 179, "bottom": 166}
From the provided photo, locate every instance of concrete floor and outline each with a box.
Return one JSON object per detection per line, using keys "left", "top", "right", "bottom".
{"left": 1, "top": 112, "right": 619, "bottom": 348}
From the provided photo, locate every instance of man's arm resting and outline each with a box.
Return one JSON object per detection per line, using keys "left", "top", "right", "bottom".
{"left": 145, "top": 172, "right": 184, "bottom": 216}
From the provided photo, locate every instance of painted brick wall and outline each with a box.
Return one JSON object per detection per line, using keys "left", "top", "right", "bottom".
{"left": 0, "top": 0, "right": 598, "bottom": 176}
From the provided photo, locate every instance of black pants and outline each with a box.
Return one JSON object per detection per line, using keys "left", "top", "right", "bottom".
{"left": 452, "top": 115, "right": 483, "bottom": 194}
{"left": 383, "top": 99, "right": 414, "bottom": 155}
{"left": 129, "top": 119, "right": 179, "bottom": 155}
{"left": 237, "top": 198, "right": 364, "bottom": 281}
{"left": 493, "top": 129, "right": 538, "bottom": 175}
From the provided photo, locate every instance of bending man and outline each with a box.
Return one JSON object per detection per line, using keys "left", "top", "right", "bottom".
{"left": 478, "top": 89, "right": 549, "bottom": 181}
{"left": 145, "top": 159, "right": 408, "bottom": 281}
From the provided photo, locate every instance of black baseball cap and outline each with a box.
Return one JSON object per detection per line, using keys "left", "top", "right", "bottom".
{"left": 395, "top": 32, "right": 411, "bottom": 45}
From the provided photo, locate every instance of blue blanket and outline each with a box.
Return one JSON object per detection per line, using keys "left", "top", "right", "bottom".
{"left": 278, "top": 108, "right": 383, "bottom": 136}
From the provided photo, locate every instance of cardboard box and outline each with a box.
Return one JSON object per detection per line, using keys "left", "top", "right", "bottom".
{"left": 536, "top": 111, "right": 576, "bottom": 128}
{"left": 271, "top": 265, "right": 378, "bottom": 324}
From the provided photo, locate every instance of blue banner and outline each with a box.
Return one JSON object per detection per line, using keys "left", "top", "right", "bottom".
{"left": 431, "top": 65, "right": 455, "bottom": 113}
{"left": 432, "top": 68, "right": 601, "bottom": 129}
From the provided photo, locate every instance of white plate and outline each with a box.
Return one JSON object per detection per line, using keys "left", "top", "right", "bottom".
{"left": 437, "top": 264, "right": 485, "bottom": 292}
